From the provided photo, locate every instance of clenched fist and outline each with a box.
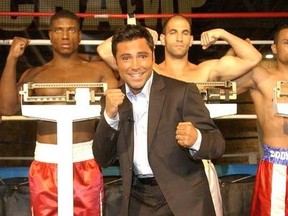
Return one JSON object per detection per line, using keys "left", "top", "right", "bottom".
{"left": 200, "top": 28, "right": 223, "bottom": 50}
{"left": 105, "top": 89, "right": 125, "bottom": 118}
{"left": 175, "top": 122, "right": 198, "bottom": 148}
{"left": 8, "top": 37, "right": 30, "bottom": 59}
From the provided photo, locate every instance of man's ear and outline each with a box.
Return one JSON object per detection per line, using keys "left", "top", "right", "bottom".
{"left": 160, "top": 34, "right": 166, "bottom": 46}
{"left": 189, "top": 35, "right": 193, "bottom": 47}
{"left": 113, "top": 57, "right": 118, "bottom": 70}
{"left": 48, "top": 31, "right": 52, "bottom": 40}
{"left": 271, "top": 43, "right": 277, "bottom": 55}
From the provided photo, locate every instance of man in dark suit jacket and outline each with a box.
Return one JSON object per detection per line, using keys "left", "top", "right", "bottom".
{"left": 93, "top": 24, "right": 225, "bottom": 216}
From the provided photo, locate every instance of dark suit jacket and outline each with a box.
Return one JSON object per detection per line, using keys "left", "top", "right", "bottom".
{"left": 93, "top": 72, "right": 225, "bottom": 216}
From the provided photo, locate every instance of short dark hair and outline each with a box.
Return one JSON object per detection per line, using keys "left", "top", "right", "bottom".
{"left": 273, "top": 23, "right": 288, "bottom": 44}
{"left": 50, "top": 10, "right": 80, "bottom": 29}
{"left": 111, "top": 25, "right": 154, "bottom": 57}
{"left": 162, "top": 14, "right": 192, "bottom": 35}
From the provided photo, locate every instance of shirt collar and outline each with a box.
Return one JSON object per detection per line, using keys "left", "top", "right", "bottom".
{"left": 126, "top": 71, "right": 154, "bottom": 100}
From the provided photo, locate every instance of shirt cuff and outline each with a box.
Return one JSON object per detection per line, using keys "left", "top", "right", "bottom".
{"left": 104, "top": 110, "right": 119, "bottom": 130}
{"left": 189, "top": 129, "right": 202, "bottom": 155}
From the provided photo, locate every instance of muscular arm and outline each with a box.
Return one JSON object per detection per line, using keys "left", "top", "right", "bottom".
{"left": 0, "top": 37, "right": 29, "bottom": 115}
{"left": 96, "top": 36, "right": 118, "bottom": 71}
{"left": 201, "top": 29, "right": 262, "bottom": 81}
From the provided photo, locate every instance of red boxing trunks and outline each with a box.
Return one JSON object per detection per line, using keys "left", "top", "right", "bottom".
{"left": 250, "top": 144, "right": 288, "bottom": 216}
{"left": 29, "top": 141, "right": 104, "bottom": 216}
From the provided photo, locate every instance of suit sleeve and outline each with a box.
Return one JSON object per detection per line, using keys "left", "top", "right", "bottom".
{"left": 92, "top": 97, "right": 119, "bottom": 168}
{"left": 183, "top": 83, "right": 225, "bottom": 160}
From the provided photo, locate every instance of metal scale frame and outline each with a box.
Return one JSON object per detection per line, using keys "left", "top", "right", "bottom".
{"left": 19, "top": 82, "right": 107, "bottom": 216}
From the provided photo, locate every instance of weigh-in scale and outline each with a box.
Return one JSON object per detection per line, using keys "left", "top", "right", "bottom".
{"left": 19, "top": 82, "right": 107, "bottom": 216}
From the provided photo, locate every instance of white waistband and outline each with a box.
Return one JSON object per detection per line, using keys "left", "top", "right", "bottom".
{"left": 34, "top": 140, "right": 94, "bottom": 163}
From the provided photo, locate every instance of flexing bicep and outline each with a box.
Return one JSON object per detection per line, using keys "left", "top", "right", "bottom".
{"left": 96, "top": 37, "right": 118, "bottom": 71}
{"left": 208, "top": 33, "right": 261, "bottom": 81}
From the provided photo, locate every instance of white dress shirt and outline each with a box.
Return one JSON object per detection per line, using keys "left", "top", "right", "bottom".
{"left": 126, "top": 73, "right": 153, "bottom": 176}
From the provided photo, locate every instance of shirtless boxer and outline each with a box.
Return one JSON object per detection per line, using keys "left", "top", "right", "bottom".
{"left": 236, "top": 23, "right": 288, "bottom": 216}
{"left": 0, "top": 10, "right": 118, "bottom": 216}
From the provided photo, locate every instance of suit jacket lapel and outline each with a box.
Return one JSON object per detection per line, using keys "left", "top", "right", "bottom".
{"left": 148, "top": 73, "right": 166, "bottom": 149}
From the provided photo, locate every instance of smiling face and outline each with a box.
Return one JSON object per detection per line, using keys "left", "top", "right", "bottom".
{"left": 160, "top": 15, "right": 193, "bottom": 59}
{"left": 115, "top": 38, "right": 154, "bottom": 95}
{"left": 49, "top": 18, "right": 81, "bottom": 57}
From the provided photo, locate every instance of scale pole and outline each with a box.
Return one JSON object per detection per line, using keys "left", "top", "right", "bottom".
{"left": 57, "top": 117, "right": 74, "bottom": 216}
